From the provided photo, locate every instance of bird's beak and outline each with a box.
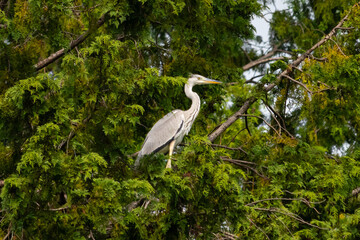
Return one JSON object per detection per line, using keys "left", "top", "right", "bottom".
{"left": 204, "top": 78, "right": 222, "bottom": 84}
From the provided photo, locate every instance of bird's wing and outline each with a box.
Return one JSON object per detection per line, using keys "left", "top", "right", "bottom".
{"left": 139, "top": 110, "right": 185, "bottom": 156}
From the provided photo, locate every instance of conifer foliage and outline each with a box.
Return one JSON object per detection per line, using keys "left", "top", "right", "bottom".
{"left": 1, "top": 0, "right": 360, "bottom": 239}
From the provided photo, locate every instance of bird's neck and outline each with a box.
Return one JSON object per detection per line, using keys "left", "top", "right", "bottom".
{"left": 184, "top": 83, "right": 200, "bottom": 118}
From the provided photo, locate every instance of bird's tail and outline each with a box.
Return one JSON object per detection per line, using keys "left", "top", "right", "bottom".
{"left": 134, "top": 151, "right": 142, "bottom": 168}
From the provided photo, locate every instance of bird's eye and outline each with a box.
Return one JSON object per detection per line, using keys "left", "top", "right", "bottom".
{"left": 197, "top": 77, "right": 200, "bottom": 80}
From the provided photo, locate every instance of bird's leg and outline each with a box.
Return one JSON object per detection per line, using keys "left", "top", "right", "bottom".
{"left": 166, "top": 140, "right": 176, "bottom": 169}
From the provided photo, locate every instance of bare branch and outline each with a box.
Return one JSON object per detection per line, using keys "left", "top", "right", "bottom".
{"left": 283, "top": 74, "right": 313, "bottom": 94}
{"left": 242, "top": 57, "right": 285, "bottom": 71}
{"left": 210, "top": 144, "right": 248, "bottom": 154}
{"left": 245, "top": 197, "right": 321, "bottom": 207}
{"left": 34, "top": 12, "right": 108, "bottom": 71}
{"left": 89, "top": 230, "right": 96, "bottom": 240}
{"left": 208, "top": 7, "right": 353, "bottom": 142}
{"left": 247, "top": 217, "right": 270, "bottom": 240}
{"left": 271, "top": 214, "right": 294, "bottom": 237}
{"left": 336, "top": 26, "right": 355, "bottom": 30}
{"left": 57, "top": 114, "right": 92, "bottom": 151}
{"left": 220, "top": 157, "right": 256, "bottom": 165}
{"left": 0, "top": 180, "right": 4, "bottom": 188}
{"left": 253, "top": 207, "right": 329, "bottom": 230}
{"left": 307, "top": 55, "right": 328, "bottom": 62}
{"left": 221, "top": 157, "right": 268, "bottom": 179}
{"left": 242, "top": 114, "right": 281, "bottom": 137}
{"left": 263, "top": 103, "right": 296, "bottom": 139}
{"left": 350, "top": 187, "right": 360, "bottom": 198}
{"left": 48, "top": 206, "right": 70, "bottom": 211}
{"left": 328, "top": 37, "right": 347, "bottom": 56}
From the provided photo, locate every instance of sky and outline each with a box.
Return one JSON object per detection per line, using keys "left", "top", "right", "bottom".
{"left": 252, "top": 0, "right": 288, "bottom": 44}
{"left": 243, "top": 1, "right": 288, "bottom": 81}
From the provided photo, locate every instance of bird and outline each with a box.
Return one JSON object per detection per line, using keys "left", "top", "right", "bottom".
{"left": 135, "top": 74, "right": 222, "bottom": 169}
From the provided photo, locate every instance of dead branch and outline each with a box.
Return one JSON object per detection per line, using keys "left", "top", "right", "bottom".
{"left": 211, "top": 144, "right": 248, "bottom": 155}
{"left": 271, "top": 214, "right": 294, "bottom": 237}
{"left": 307, "top": 55, "right": 328, "bottom": 62}
{"left": 57, "top": 114, "right": 92, "bottom": 151}
{"left": 283, "top": 74, "right": 313, "bottom": 94}
{"left": 0, "top": 180, "right": 4, "bottom": 187}
{"left": 243, "top": 110, "right": 251, "bottom": 136}
{"left": 263, "top": 103, "right": 296, "bottom": 139}
{"left": 208, "top": 6, "right": 353, "bottom": 143}
{"left": 3, "top": 222, "right": 12, "bottom": 240}
{"left": 34, "top": 12, "right": 108, "bottom": 71}
{"left": 220, "top": 157, "right": 256, "bottom": 165}
{"left": 328, "top": 37, "right": 347, "bottom": 56}
{"left": 350, "top": 187, "right": 360, "bottom": 198}
{"left": 48, "top": 206, "right": 70, "bottom": 211}
{"left": 242, "top": 57, "right": 285, "bottom": 71}
{"left": 228, "top": 127, "right": 247, "bottom": 145}
{"left": 241, "top": 114, "right": 281, "bottom": 137}
{"left": 252, "top": 207, "right": 329, "bottom": 230}
{"left": 247, "top": 217, "right": 270, "bottom": 240}
{"left": 221, "top": 157, "right": 268, "bottom": 179}
{"left": 245, "top": 197, "right": 322, "bottom": 214}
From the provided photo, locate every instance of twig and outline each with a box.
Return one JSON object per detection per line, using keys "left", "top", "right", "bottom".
{"left": 222, "top": 158, "right": 268, "bottom": 179}
{"left": 271, "top": 214, "right": 294, "bottom": 237}
{"left": 48, "top": 206, "right": 70, "bottom": 211}
{"left": 57, "top": 114, "right": 92, "bottom": 151}
{"left": 3, "top": 222, "right": 12, "bottom": 240}
{"left": 89, "top": 230, "right": 96, "bottom": 240}
{"left": 221, "top": 231, "right": 239, "bottom": 240}
{"left": 244, "top": 111, "right": 252, "bottom": 136}
{"left": 34, "top": 12, "right": 108, "bottom": 71}
{"left": 307, "top": 55, "right": 328, "bottom": 62}
{"left": 263, "top": 102, "right": 296, "bottom": 139}
{"left": 241, "top": 114, "right": 281, "bottom": 137}
{"left": 283, "top": 75, "right": 313, "bottom": 94}
{"left": 350, "top": 187, "right": 360, "bottom": 198}
{"left": 211, "top": 144, "right": 248, "bottom": 155}
{"left": 335, "top": 26, "right": 355, "bottom": 30}
{"left": 220, "top": 157, "right": 256, "bottom": 165}
{"left": 328, "top": 37, "right": 347, "bottom": 56}
{"left": 228, "top": 127, "right": 247, "bottom": 145}
{"left": 247, "top": 217, "right": 270, "bottom": 240}
{"left": 243, "top": 57, "right": 286, "bottom": 71}
{"left": 245, "top": 197, "right": 322, "bottom": 211}
{"left": 253, "top": 207, "right": 328, "bottom": 230}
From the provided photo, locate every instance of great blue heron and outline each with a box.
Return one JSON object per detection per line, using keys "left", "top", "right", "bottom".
{"left": 135, "top": 74, "right": 222, "bottom": 169}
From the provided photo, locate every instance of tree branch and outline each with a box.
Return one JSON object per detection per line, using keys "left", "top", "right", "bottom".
{"left": 247, "top": 217, "right": 270, "bottom": 240}
{"left": 283, "top": 74, "right": 313, "bottom": 94}
{"left": 0, "top": 179, "right": 4, "bottom": 187}
{"left": 253, "top": 207, "right": 328, "bottom": 230}
{"left": 34, "top": 12, "right": 108, "bottom": 71}
{"left": 242, "top": 42, "right": 286, "bottom": 71}
{"left": 57, "top": 114, "right": 92, "bottom": 151}
{"left": 208, "top": 8, "right": 352, "bottom": 142}
{"left": 242, "top": 57, "right": 285, "bottom": 71}
{"left": 221, "top": 157, "right": 268, "bottom": 179}
{"left": 211, "top": 144, "right": 248, "bottom": 154}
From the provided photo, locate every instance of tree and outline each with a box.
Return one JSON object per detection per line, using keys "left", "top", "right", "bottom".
{"left": 1, "top": 0, "right": 360, "bottom": 239}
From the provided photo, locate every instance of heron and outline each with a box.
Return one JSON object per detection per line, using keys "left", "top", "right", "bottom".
{"left": 135, "top": 74, "right": 222, "bottom": 169}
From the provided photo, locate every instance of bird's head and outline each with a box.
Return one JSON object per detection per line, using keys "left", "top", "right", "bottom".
{"left": 188, "top": 74, "right": 222, "bottom": 86}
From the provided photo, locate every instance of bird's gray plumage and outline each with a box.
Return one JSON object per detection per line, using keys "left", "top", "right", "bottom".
{"left": 135, "top": 74, "right": 221, "bottom": 168}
